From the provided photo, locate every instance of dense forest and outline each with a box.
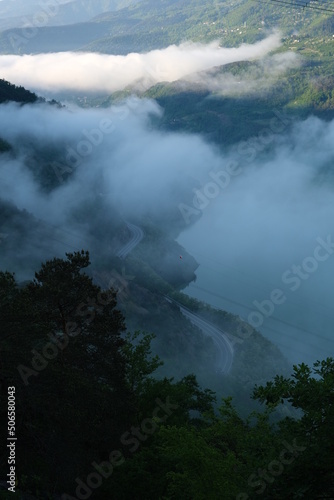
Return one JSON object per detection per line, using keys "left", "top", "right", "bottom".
{"left": 0, "top": 79, "right": 37, "bottom": 105}
{"left": 0, "top": 251, "right": 333, "bottom": 499}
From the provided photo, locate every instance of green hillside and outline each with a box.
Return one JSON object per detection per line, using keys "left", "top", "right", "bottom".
{"left": 140, "top": 60, "right": 334, "bottom": 146}
{"left": 0, "top": 0, "right": 333, "bottom": 56}
{"left": 0, "top": 0, "right": 142, "bottom": 31}
{"left": 2, "top": 0, "right": 330, "bottom": 146}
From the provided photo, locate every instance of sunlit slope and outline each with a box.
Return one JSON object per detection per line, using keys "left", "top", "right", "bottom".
{"left": 0, "top": 0, "right": 333, "bottom": 56}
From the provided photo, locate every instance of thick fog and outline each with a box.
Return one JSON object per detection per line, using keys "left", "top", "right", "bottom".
{"left": 0, "top": 97, "right": 229, "bottom": 282}
{"left": 0, "top": 34, "right": 333, "bottom": 366}
{"left": 0, "top": 33, "right": 282, "bottom": 94}
{"left": 185, "top": 51, "right": 300, "bottom": 96}
{"left": 1, "top": 100, "right": 334, "bottom": 366}
{"left": 0, "top": 98, "right": 226, "bottom": 219}
{"left": 178, "top": 116, "right": 334, "bottom": 366}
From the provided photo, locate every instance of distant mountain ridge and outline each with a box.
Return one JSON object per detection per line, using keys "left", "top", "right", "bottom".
{"left": 0, "top": 0, "right": 333, "bottom": 61}
{"left": 0, "top": 0, "right": 231, "bottom": 54}
{"left": 0, "top": 0, "right": 142, "bottom": 30}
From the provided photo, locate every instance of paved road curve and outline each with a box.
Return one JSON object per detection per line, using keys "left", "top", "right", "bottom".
{"left": 115, "top": 224, "right": 234, "bottom": 373}
{"left": 165, "top": 297, "right": 234, "bottom": 374}
{"left": 116, "top": 222, "right": 144, "bottom": 259}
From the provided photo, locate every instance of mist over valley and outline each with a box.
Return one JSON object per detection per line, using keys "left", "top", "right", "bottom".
{"left": 1, "top": 1, "right": 334, "bottom": 498}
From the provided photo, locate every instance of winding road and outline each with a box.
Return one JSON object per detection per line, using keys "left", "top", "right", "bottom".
{"left": 115, "top": 224, "right": 234, "bottom": 373}
{"left": 116, "top": 221, "right": 144, "bottom": 259}
{"left": 165, "top": 297, "right": 234, "bottom": 374}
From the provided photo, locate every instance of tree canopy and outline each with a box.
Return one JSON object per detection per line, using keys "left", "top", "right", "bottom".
{"left": 0, "top": 252, "right": 333, "bottom": 499}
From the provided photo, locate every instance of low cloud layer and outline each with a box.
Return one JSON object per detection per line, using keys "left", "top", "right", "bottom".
{"left": 0, "top": 99, "right": 223, "bottom": 222}
{"left": 183, "top": 51, "right": 300, "bottom": 96}
{"left": 1, "top": 92, "right": 333, "bottom": 367}
{"left": 0, "top": 32, "right": 283, "bottom": 94}
{"left": 178, "top": 115, "right": 334, "bottom": 366}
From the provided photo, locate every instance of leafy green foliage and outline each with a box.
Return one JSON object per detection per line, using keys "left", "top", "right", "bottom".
{"left": 253, "top": 359, "right": 334, "bottom": 498}
{"left": 1, "top": 253, "right": 334, "bottom": 498}
{"left": 0, "top": 252, "right": 132, "bottom": 493}
{"left": 122, "top": 330, "right": 163, "bottom": 393}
